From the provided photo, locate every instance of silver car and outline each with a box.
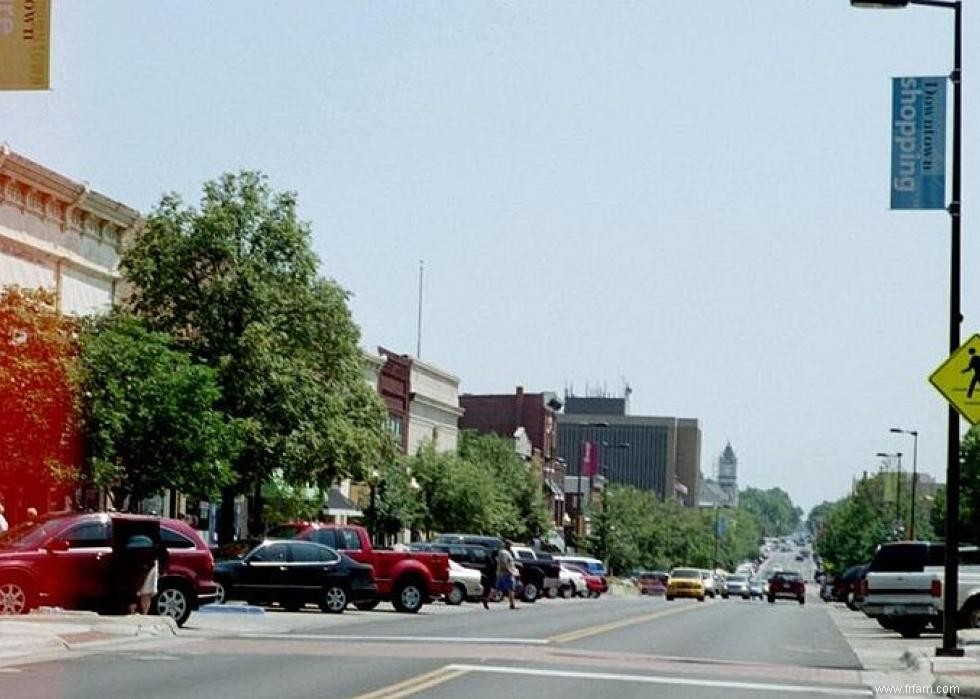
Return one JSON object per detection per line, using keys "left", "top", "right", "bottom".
{"left": 725, "top": 574, "right": 751, "bottom": 599}
{"left": 446, "top": 559, "right": 483, "bottom": 605}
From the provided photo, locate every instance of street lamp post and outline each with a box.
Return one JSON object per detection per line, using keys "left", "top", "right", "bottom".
{"left": 851, "top": 0, "right": 964, "bottom": 657}
{"left": 891, "top": 428, "right": 920, "bottom": 539}
{"left": 876, "top": 452, "right": 903, "bottom": 529}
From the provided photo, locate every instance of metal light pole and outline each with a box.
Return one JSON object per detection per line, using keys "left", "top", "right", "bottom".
{"left": 876, "top": 452, "right": 903, "bottom": 529}
{"left": 851, "top": 0, "right": 964, "bottom": 658}
{"left": 891, "top": 428, "right": 920, "bottom": 538}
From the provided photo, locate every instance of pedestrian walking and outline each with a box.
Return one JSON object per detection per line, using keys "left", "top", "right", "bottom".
{"left": 495, "top": 540, "right": 520, "bottom": 610}
{"left": 480, "top": 546, "right": 498, "bottom": 610}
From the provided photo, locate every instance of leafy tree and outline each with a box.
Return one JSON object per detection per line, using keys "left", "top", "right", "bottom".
{"left": 930, "top": 426, "right": 980, "bottom": 544}
{"left": 367, "top": 460, "right": 426, "bottom": 543}
{"left": 739, "top": 487, "right": 801, "bottom": 537}
{"left": 261, "top": 471, "right": 323, "bottom": 526}
{"left": 77, "top": 313, "right": 238, "bottom": 508}
{"left": 0, "top": 287, "right": 81, "bottom": 518}
{"left": 458, "top": 431, "right": 551, "bottom": 539}
{"left": 814, "top": 475, "right": 892, "bottom": 573}
{"left": 121, "top": 172, "right": 392, "bottom": 539}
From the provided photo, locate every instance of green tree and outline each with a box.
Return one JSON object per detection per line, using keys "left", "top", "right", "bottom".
{"left": 739, "top": 487, "right": 800, "bottom": 537}
{"left": 77, "top": 313, "right": 238, "bottom": 508}
{"left": 0, "top": 287, "right": 81, "bottom": 517}
{"left": 814, "top": 475, "right": 892, "bottom": 573}
{"left": 121, "top": 172, "right": 392, "bottom": 539}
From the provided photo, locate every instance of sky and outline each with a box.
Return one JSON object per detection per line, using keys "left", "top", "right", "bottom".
{"left": 2, "top": 1, "right": 977, "bottom": 513}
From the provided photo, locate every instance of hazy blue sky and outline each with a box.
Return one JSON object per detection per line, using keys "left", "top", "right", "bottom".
{"left": 3, "top": 1, "right": 977, "bottom": 512}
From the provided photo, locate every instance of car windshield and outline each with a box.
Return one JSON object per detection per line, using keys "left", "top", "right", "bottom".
{"left": 728, "top": 575, "right": 747, "bottom": 583}
{"left": 0, "top": 517, "right": 70, "bottom": 550}
{"left": 671, "top": 569, "right": 700, "bottom": 579}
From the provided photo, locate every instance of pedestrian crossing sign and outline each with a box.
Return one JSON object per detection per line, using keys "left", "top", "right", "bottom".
{"left": 929, "top": 334, "right": 980, "bottom": 425}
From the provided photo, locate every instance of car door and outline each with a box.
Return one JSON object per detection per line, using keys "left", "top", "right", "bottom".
{"left": 242, "top": 542, "right": 291, "bottom": 602}
{"left": 289, "top": 542, "right": 342, "bottom": 601}
{"left": 46, "top": 520, "right": 112, "bottom": 609}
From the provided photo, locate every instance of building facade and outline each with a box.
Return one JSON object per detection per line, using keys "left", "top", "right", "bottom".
{"left": 557, "top": 397, "right": 701, "bottom": 506}
{"left": 0, "top": 145, "right": 140, "bottom": 315}
{"left": 407, "top": 357, "right": 464, "bottom": 454}
{"left": 717, "top": 442, "right": 738, "bottom": 506}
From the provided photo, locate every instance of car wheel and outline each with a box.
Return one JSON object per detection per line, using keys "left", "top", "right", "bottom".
{"left": 697, "top": 596, "right": 705, "bottom": 602}
{"left": 154, "top": 583, "right": 192, "bottom": 627}
{"left": 489, "top": 588, "right": 503, "bottom": 603}
{"left": 961, "top": 601, "right": 980, "bottom": 629}
{"left": 560, "top": 584, "right": 573, "bottom": 599}
{"left": 798, "top": 596, "right": 805, "bottom": 605}
{"left": 354, "top": 599, "right": 381, "bottom": 611}
{"left": 392, "top": 579, "right": 425, "bottom": 613}
{"left": 545, "top": 587, "right": 558, "bottom": 599}
{"left": 320, "top": 586, "right": 348, "bottom": 614}
{"left": 896, "top": 618, "right": 928, "bottom": 639}
{"left": 213, "top": 581, "right": 227, "bottom": 605}
{"left": 665, "top": 595, "right": 674, "bottom": 601}
{"left": 590, "top": 590, "right": 600, "bottom": 599}
{"left": 741, "top": 594, "right": 750, "bottom": 600}
{"left": 446, "top": 583, "right": 465, "bottom": 606}
{"left": 768, "top": 596, "right": 775, "bottom": 604}
{"left": 521, "top": 581, "right": 539, "bottom": 603}
{"left": 0, "top": 579, "right": 31, "bottom": 615}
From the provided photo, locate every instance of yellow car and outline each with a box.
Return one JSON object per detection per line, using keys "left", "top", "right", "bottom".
{"left": 665, "top": 567, "right": 706, "bottom": 601}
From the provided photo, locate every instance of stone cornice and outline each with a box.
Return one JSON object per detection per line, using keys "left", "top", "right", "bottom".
{"left": 0, "top": 143, "right": 141, "bottom": 246}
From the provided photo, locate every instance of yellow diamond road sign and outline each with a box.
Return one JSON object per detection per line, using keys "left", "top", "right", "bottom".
{"left": 930, "top": 334, "right": 980, "bottom": 425}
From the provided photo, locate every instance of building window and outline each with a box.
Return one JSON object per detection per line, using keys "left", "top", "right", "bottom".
{"left": 389, "top": 415, "right": 403, "bottom": 439}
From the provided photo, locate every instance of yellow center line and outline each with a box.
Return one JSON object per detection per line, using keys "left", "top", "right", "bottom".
{"left": 351, "top": 666, "right": 469, "bottom": 699}
{"left": 548, "top": 600, "right": 714, "bottom": 644}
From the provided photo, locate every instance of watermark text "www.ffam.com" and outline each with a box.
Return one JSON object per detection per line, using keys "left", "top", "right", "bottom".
{"left": 872, "top": 685, "right": 959, "bottom": 695}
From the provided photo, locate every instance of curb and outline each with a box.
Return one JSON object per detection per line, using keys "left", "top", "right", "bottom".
{"left": 903, "top": 647, "right": 980, "bottom": 698}
{"left": 197, "top": 603, "right": 266, "bottom": 615}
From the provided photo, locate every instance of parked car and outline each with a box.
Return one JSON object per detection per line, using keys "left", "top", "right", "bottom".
{"left": 563, "top": 562, "right": 605, "bottom": 598}
{"left": 666, "top": 568, "right": 706, "bottom": 602}
{"left": 748, "top": 577, "right": 764, "bottom": 599}
{"left": 0, "top": 512, "right": 217, "bottom": 626}
{"left": 558, "top": 562, "right": 588, "bottom": 598}
{"left": 767, "top": 571, "right": 805, "bottom": 605}
{"left": 637, "top": 571, "right": 668, "bottom": 596}
{"left": 554, "top": 555, "right": 608, "bottom": 577}
{"left": 286, "top": 524, "right": 451, "bottom": 613}
{"left": 213, "top": 539, "right": 377, "bottom": 613}
{"left": 725, "top": 574, "right": 751, "bottom": 600}
{"left": 446, "top": 559, "right": 483, "bottom": 605}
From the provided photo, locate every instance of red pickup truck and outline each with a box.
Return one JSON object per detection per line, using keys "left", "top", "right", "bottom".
{"left": 768, "top": 570, "right": 805, "bottom": 605}
{"left": 281, "top": 524, "right": 451, "bottom": 613}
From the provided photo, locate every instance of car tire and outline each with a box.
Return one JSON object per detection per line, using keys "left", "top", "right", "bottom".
{"left": 798, "top": 597, "right": 805, "bottom": 605}
{"left": 665, "top": 595, "right": 674, "bottom": 601}
{"left": 590, "top": 590, "right": 600, "bottom": 599}
{"left": 697, "top": 596, "right": 705, "bottom": 602}
{"left": 545, "top": 587, "right": 558, "bottom": 599}
{"left": 446, "top": 583, "right": 465, "bottom": 606}
{"left": 741, "top": 594, "right": 750, "bottom": 600}
{"left": 0, "top": 579, "right": 32, "bottom": 616}
{"left": 896, "top": 618, "right": 928, "bottom": 639}
{"left": 489, "top": 588, "right": 503, "bottom": 603}
{"left": 213, "top": 581, "right": 227, "bottom": 605}
{"left": 768, "top": 596, "right": 775, "bottom": 604}
{"left": 521, "top": 581, "right": 540, "bottom": 603}
{"left": 320, "top": 586, "right": 348, "bottom": 614}
{"left": 154, "top": 582, "right": 193, "bottom": 627}
{"left": 960, "top": 600, "right": 980, "bottom": 629}
{"left": 392, "top": 578, "right": 425, "bottom": 614}
{"left": 560, "top": 584, "right": 573, "bottom": 599}
{"left": 354, "top": 599, "right": 381, "bottom": 611}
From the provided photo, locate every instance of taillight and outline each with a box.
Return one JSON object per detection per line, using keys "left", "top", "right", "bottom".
{"left": 931, "top": 579, "right": 942, "bottom": 598}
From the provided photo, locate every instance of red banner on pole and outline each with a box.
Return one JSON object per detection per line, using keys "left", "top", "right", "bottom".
{"left": 581, "top": 440, "right": 598, "bottom": 477}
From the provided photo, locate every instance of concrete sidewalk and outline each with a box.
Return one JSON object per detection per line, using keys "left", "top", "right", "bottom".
{"left": 0, "top": 609, "right": 177, "bottom": 663}
{"left": 902, "top": 630, "right": 980, "bottom": 698}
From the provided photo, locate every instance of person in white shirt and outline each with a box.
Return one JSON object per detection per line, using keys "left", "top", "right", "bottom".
{"left": 0, "top": 502, "right": 8, "bottom": 533}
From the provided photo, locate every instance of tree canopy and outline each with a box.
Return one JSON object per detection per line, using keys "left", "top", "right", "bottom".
{"left": 120, "top": 172, "right": 393, "bottom": 528}
{"left": 739, "top": 487, "right": 802, "bottom": 537}
{"left": 77, "top": 312, "right": 238, "bottom": 508}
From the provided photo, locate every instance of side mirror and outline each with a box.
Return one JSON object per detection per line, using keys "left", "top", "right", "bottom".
{"left": 46, "top": 539, "right": 69, "bottom": 553}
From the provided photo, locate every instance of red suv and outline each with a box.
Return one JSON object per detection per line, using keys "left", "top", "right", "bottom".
{"left": 0, "top": 512, "right": 217, "bottom": 626}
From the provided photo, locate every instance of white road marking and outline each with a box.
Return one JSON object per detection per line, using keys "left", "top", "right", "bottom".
{"left": 239, "top": 633, "right": 550, "bottom": 645}
{"left": 445, "top": 664, "right": 874, "bottom": 696}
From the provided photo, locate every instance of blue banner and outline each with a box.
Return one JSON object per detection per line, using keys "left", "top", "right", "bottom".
{"left": 891, "top": 76, "right": 947, "bottom": 210}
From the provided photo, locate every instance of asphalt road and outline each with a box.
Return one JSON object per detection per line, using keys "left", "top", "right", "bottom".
{"left": 1, "top": 549, "right": 877, "bottom": 699}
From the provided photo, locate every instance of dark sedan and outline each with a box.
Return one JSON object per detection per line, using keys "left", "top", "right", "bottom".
{"left": 213, "top": 540, "right": 377, "bottom": 614}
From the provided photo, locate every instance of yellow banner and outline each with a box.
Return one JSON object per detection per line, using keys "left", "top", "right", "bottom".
{"left": 0, "top": 0, "right": 50, "bottom": 90}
